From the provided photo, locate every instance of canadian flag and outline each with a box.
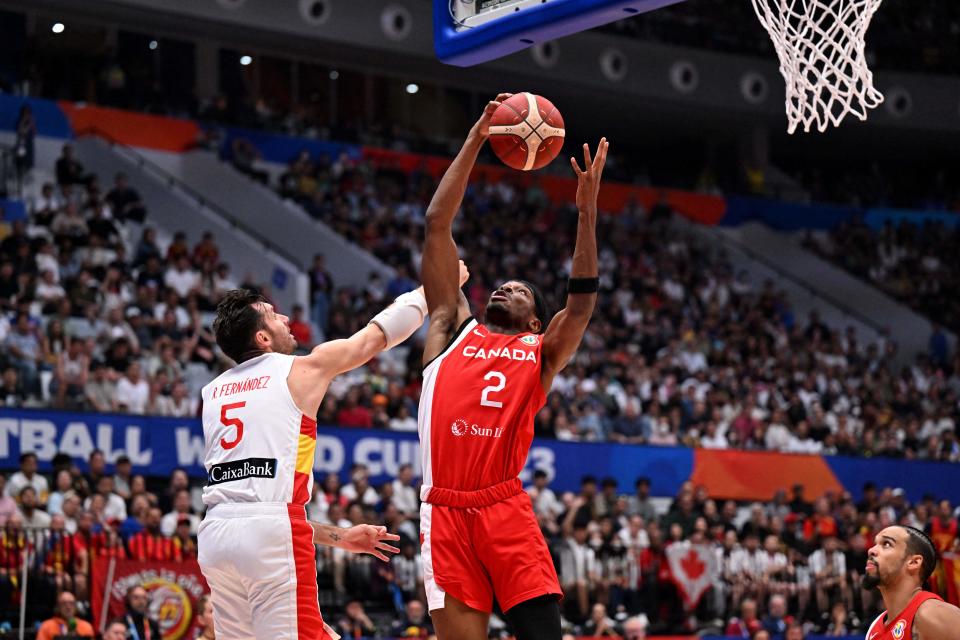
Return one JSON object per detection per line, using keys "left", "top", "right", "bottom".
{"left": 665, "top": 541, "right": 718, "bottom": 609}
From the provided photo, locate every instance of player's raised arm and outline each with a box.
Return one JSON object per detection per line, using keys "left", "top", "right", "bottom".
{"left": 540, "top": 138, "right": 608, "bottom": 391}
{"left": 421, "top": 94, "right": 510, "bottom": 360}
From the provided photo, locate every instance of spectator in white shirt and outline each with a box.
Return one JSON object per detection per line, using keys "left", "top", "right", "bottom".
{"left": 558, "top": 521, "right": 598, "bottom": 620}
{"left": 46, "top": 469, "right": 74, "bottom": 516}
{"left": 83, "top": 476, "right": 127, "bottom": 522}
{"left": 155, "top": 381, "right": 197, "bottom": 417}
{"left": 100, "top": 307, "right": 139, "bottom": 352}
{"left": 808, "top": 536, "right": 851, "bottom": 614}
{"left": 114, "top": 361, "right": 149, "bottom": 414}
{"left": 35, "top": 242, "right": 60, "bottom": 283}
{"left": 390, "top": 464, "right": 418, "bottom": 516}
{"left": 17, "top": 486, "right": 52, "bottom": 529}
{"left": 161, "top": 489, "right": 200, "bottom": 536}
{"left": 764, "top": 410, "right": 793, "bottom": 451}
{"left": 699, "top": 421, "right": 729, "bottom": 449}
{"left": 730, "top": 533, "right": 765, "bottom": 604}
{"left": 527, "top": 469, "right": 564, "bottom": 521}
{"left": 340, "top": 465, "right": 379, "bottom": 505}
{"left": 6, "top": 452, "right": 49, "bottom": 505}
{"left": 785, "top": 421, "right": 823, "bottom": 454}
{"left": 387, "top": 404, "right": 418, "bottom": 431}
{"left": 617, "top": 514, "right": 650, "bottom": 551}
{"left": 32, "top": 182, "right": 63, "bottom": 224}
{"left": 164, "top": 255, "right": 200, "bottom": 299}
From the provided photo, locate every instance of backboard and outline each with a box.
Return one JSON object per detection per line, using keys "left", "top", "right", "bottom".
{"left": 434, "top": 0, "right": 687, "bottom": 67}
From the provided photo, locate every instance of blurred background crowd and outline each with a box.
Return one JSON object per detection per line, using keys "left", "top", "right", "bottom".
{"left": 3, "top": 446, "right": 959, "bottom": 637}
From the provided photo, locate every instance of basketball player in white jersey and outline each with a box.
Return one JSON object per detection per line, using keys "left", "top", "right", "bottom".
{"left": 198, "top": 271, "right": 464, "bottom": 640}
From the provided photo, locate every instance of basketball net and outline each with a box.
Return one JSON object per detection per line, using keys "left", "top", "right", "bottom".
{"left": 750, "top": 0, "right": 885, "bottom": 134}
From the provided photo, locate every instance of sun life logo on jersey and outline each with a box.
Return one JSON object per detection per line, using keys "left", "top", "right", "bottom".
{"left": 892, "top": 620, "right": 906, "bottom": 639}
{"left": 451, "top": 419, "right": 469, "bottom": 437}
{"left": 451, "top": 418, "right": 504, "bottom": 439}
{"left": 520, "top": 335, "right": 539, "bottom": 346}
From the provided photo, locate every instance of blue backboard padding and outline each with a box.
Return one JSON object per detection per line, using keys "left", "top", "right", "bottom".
{"left": 434, "top": 0, "right": 687, "bottom": 66}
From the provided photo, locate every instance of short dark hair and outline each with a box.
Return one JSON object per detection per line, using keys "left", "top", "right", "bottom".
{"left": 901, "top": 525, "right": 938, "bottom": 584}
{"left": 602, "top": 477, "right": 618, "bottom": 489}
{"left": 533, "top": 469, "right": 548, "bottom": 480}
{"left": 636, "top": 477, "right": 650, "bottom": 487}
{"left": 106, "top": 618, "right": 128, "bottom": 631}
{"left": 19, "top": 452, "right": 36, "bottom": 464}
{"left": 213, "top": 289, "right": 268, "bottom": 363}
{"left": 581, "top": 475, "right": 597, "bottom": 486}
{"left": 516, "top": 279, "right": 551, "bottom": 334}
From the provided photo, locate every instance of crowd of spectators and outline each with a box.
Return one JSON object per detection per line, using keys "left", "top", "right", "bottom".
{"left": 3, "top": 442, "right": 960, "bottom": 637}
{"left": 6, "top": 140, "right": 960, "bottom": 467}
{"left": 0, "top": 142, "right": 276, "bottom": 414}
{"left": 804, "top": 218, "right": 960, "bottom": 337}
{"left": 274, "top": 150, "right": 960, "bottom": 463}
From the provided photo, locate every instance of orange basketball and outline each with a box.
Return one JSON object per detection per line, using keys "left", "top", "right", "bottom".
{"left": 488, "top": 93, "right": 565, "bottom": 171}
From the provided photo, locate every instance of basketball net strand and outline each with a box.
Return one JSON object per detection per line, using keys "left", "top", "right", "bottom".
{"left": 750, "top": 0, "right": 884, "bottom": 133}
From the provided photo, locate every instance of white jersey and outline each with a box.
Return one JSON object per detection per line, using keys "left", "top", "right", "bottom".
{"left": 200, "top": 353, "right": 317, "bottom": 507}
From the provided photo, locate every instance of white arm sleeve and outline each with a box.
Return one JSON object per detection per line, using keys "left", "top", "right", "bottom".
{"left": 369, "top": 289, "right": 429, "bottom": 350}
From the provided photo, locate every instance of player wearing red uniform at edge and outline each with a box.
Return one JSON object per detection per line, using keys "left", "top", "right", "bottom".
{"left": 418, "top": 92, "right": 609, "bottom": 640}
{"left": 863, "top": 525, "right": 960, "bottom": 640}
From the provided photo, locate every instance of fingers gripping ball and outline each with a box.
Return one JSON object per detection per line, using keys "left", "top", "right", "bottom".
{"left": 488, "top": 93, "right": 565, "bottom": 171}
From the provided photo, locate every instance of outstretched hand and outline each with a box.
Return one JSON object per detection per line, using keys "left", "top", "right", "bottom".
{"left": 570, "top": 138, "right": 609, "bottom": 217}
{"left": 459, "top": 259, "right": 470, "bottom": 287}
{"left": 338, "top": 525, "right": 400, "bottom": 562}
{"left": 472, "top": 93, "right": 513, "bottom": 138}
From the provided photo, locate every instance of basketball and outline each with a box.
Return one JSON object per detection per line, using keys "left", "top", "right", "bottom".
{"left": 488, "top": 92, "right": 565, "bottom": 171}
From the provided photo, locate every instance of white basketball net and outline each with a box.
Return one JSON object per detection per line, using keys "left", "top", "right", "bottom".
{"left": 750, "top": 0, "right": 885, "bottom": 134}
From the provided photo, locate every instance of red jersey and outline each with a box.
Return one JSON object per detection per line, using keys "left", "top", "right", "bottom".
{"left": 42, "top": 532, "right": 75, "bottom": 573}
{"left": 930, "top": 518, "right": 958, "bottom": 553}
{"left": 866, "top": 591, "right": 942, "bottom": 640}
{"left": 419, "top": 319, "right": 546, "bottom": 495}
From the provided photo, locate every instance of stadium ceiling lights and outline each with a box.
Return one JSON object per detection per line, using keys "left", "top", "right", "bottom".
{"left": 240, "top": 55, "right": 253, "bottom": 66}
{"left": 149, "top": 40, "right": 158, "bottom": 50}
{"left": 51, "top": 22, "right": 65, "bottom": 34}
{"left": 405, "top": 83, "right": 419, "bottom": 95}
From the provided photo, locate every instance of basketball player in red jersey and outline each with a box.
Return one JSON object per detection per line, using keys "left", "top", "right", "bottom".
{"left": 418, "top": 92, "right": 608, "bottom": 640}
{"left": 862, "top": 525, "right": 960, "bottom": 640}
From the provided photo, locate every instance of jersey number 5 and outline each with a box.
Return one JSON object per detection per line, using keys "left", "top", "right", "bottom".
{"left": 220, "top": 402, "right": 246, "bottom": 449}
{"left": 480, "top": 371, "right": 506, "bottom": 408}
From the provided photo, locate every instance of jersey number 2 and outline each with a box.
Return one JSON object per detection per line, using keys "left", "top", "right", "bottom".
{"left": 480, "top": 371, "right": 506, "bottom": 408}
{"left": 220, "top": 402, "right": 246, "bottom": 449}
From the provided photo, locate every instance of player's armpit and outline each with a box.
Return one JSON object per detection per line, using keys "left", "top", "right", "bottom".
{"left": 915, "top": 599, "right": 960, "bottom": 639}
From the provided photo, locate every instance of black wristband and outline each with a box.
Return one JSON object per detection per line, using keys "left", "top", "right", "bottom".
{"left": 567, "top": 277, "right": 600, "bottom": 294}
